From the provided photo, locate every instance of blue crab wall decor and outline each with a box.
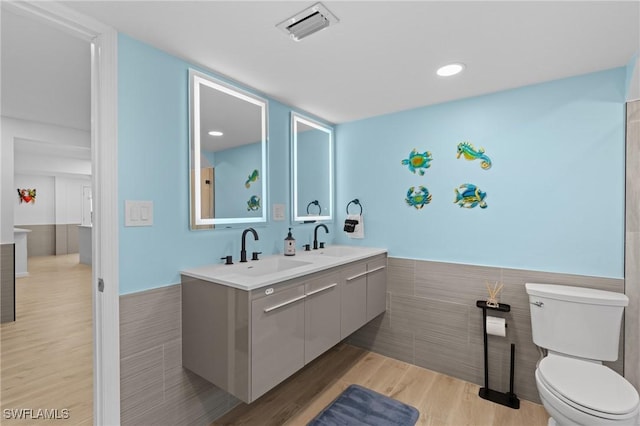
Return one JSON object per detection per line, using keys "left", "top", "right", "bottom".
{"left": 405, "top": 186, "right": 432, "bottom": 209}
{"left": 401, "top": 149, "right": 433, "bottom": 175}
{"left": 456, "top": 142, "right": 492, "bottom": 170}
{"left": 454, "top": 184, "right": 487, "bottom": 209}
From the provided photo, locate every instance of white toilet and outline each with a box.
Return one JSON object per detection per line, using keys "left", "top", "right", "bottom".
{"left": 526, "top": 283, "right": 640, "bottom": 426}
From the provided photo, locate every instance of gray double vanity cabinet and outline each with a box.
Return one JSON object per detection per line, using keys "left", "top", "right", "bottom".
{"left": 181, "top": 246, "right": 387, "bottom": 403}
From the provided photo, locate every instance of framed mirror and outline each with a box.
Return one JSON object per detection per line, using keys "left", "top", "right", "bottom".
{"left": 189, "top": 69, "right": 268, "bottom": 229}
{"left": 291, "top": 112, "right": 334, "bottom": 223}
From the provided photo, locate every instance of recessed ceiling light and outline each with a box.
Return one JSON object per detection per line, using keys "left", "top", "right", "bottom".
{"left": 437, "top": 63, "right": 465, "bottom": 77}
{"left": 208, "top": 130, "right": 223, "bottom": 137}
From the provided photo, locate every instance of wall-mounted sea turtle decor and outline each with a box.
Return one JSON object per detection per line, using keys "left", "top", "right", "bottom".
{"left": 454, "top": 183, "right": 487, "bottom": 209}
{"left": 456, "top": 142, "right": 492, "bottom": 170}
{"left": 247, "top": 195, "right": 261, "bottom": 211}
{"left": 401, "top": 149, "right": 433, "bottom": 175}
{"left": 245, "top": 169, "right": 259, "bottom": 188}
{"left": 405, "top": 186, "right": 432, "bottom": 209}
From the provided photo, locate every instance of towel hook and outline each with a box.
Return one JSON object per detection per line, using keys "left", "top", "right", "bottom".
{"left": 346, "top": 199, "right": 363, "bottom": 215}
{"left": 306, "top": 200, "right": 321, "bottom": 215}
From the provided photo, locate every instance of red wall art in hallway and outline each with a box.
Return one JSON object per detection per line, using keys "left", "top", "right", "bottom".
{"left": 17, "top": 188, "right": 36, "bottom": 204}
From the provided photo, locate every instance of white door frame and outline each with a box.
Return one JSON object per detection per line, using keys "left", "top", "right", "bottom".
{"left": 2, "top": 2, "right": 120, "bottom": 424}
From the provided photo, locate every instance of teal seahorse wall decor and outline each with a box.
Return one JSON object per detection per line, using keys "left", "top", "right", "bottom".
{"left": 245, "top": 169, "right": 259, "bottom": 188}
{"left": 454, "top": 184, "right": 487, "bottom": 209}
{"left": 405, "top": 186, "right": 432, "bottom": 209}
{"left": 456, "top": 142, "right": 492, "bottom": 170}
{"left": 401, "top": 149, "right": 433, "bottom": 175}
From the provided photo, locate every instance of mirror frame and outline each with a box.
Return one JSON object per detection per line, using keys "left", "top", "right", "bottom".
{"left": 291, "top": 112, "right": 334, "bottom": 223}
{"left": 189, "top": 69, "right": 268, "bottom": 228}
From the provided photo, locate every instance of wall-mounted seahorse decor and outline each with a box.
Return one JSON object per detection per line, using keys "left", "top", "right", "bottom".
{"left": 405, "top": 186, "right": 432, "bottom": 209}
{"left": 454, "top": 183, "right": 487, "bottom": 209}
{"left": 401, "top": 149, "right": 433, "bottom": 175}
{"left": 456, "top": 142, "right": 492, "bottom": 170}
{"left": 245, "top": 169, "right": 259, "bottom": 188}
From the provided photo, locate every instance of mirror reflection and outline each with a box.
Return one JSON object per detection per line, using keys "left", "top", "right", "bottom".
{"left": 292, "top": 113, "right": 333, "bottom": 222}
{"left": 189, "top": 69, "right": 268, "bottom": 228}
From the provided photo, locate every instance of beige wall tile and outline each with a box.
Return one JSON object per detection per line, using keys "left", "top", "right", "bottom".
{"left": 1, "top": 244, "right": 15, "bottom": 323}
{"left": 120, "top": 284, "right": 181, "bottom": 359}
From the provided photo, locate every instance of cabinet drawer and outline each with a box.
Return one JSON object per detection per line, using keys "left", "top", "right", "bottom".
{"left": 251, "top": 284, "right": 305, "bottom": 400}
{"left": 340, "top": 262, "right": 367, "bottom": 338}
{"left": 305, "top": 273, "right": 340, "bottom": 363}
{"left": 366, "top": 257, "right": 387, "bottom": 321}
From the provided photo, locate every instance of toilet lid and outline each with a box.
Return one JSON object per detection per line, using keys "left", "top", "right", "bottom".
{"left": 539, "top": 356, "right": 639, "bottom": 416}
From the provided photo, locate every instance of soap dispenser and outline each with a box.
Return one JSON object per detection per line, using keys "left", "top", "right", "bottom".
{"left": 284, "top": 228, "right": 296, "bottom": 256}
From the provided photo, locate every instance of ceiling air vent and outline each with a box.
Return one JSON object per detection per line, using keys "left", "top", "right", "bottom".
{"left": 276, "top": 2, "right": 339, "bottom": 41}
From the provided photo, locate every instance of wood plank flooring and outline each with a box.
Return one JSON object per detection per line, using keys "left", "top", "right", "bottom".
{"left": 214, "top": 343, "right": 549, "bottom": 426}
{"left": 0, "top": 254, "right": 93, "bottom": 425}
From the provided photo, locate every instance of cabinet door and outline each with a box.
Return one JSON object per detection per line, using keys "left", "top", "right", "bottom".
{"left": 366, "top": 257, "right": 387, "bottom": 321}
{"left": 251, "top": 284, "right": 305, "bottom": 401}
{"left": 305, "top": 272, "right": 341, "bottom": 364}
{"left": 340, "top": 262, "right": 367, "bottom": 338}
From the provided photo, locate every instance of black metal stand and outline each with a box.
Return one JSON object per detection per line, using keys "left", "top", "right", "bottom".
{"left": 476, "top": 300, "right": 520, "bottom": 409}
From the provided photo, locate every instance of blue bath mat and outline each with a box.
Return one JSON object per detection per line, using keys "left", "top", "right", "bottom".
{"left": 308, "top": 384, "right": 419, "bottom": 426}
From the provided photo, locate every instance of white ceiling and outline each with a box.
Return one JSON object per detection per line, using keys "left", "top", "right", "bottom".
{"left": 1, "top": 7, "right": 91, "bottom": 131}
{"left": 2, "top": 1, "right": 639, "bottom": 130}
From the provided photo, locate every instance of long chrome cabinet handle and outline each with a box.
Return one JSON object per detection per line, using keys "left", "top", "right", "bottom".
{"left": 263, "top": 294, "right": 307, "bottom": 313}
{"left": 367, "top": 265, "right": 386, "bottom": 274}
{"left": 346, "top": 265, "right": 387, "bottom": 281}
{"left": 306, "top": 282, "right": 338, "bottom": 296}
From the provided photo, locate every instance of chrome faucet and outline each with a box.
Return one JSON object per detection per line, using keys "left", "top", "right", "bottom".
{"left": 313, "top": 224, "right": 329, "bottom": 250}
{"left": 240, "top": 228, "right": 259, "bottom": 262}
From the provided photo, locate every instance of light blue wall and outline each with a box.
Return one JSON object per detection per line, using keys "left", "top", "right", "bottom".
{"left": 296, "top": 129, "right": 331, "bottom": 217}
{"left": 214, "top": 142, "right": 262, "bottom": 219}
{"left": 119, "top": 33, "right": 626, "bottom": 293}
{"left": 335, "top": 68, "right": 626, "bottom": 279}
{"left": 118, "top": 34, "right": 334, "bottom": 294}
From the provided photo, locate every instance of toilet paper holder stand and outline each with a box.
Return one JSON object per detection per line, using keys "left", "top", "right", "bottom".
{"left": 476, "top": 300, "right": 520, "bottom": 409}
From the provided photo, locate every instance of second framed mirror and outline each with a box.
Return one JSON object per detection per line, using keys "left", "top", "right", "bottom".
{"left": 291, "top": 112, "right": 334, "bottom": 223}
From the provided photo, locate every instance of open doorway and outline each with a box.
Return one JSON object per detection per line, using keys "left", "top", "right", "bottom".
{"left": 0, "top": 2, "right": 120, "bottom": 423}
{"left": 1, "top": 7, "right": 93, "bottom": 423}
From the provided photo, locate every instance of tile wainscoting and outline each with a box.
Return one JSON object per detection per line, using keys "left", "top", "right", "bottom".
{"left": 625, "top": 99, "right": 640, "bottom": 391}
{"left": 1, "top": 244, "right": 15, "bottom": 323}
{"left": 119, "top": 285, "right": 238, "bottom": 425}
{"left": 346, "top": 257, "right": 625, "bottom": 404}
{"left": 119, "top": 258, "right": 624, "bottom": 423}
{"left": 17, "top": 224, "right": 80, "bottom": 257}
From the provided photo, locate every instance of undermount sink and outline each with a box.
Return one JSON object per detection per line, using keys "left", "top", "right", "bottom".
{"left": 181, "top": 245, "right": 387, "bottom": 290}
{"left": 232, "top": 258, "right": 311, "bottom": 276}
{"left": 310, "top": 246, "right": 362, "bottom": 257}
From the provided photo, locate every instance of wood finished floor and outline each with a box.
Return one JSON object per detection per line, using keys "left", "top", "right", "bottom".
{"left": 0, "top": 254, "right": 93, "bottom": 425}
{"left": 214, "top": 343, "right": 549, "bottom": 426}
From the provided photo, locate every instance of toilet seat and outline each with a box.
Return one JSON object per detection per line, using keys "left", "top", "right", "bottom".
{"left": 538, "top": 355, "right": 639, "bottom": 420}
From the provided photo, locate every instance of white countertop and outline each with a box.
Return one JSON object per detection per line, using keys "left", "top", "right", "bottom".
{"left": 14, "top": 228, "right": 32, "bottom": 234}
{"left": 180, "top": 245, "right": 387, "bottom": 291}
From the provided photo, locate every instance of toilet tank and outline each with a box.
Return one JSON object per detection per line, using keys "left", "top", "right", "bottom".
{"left": 525, "top": 283, "right": 627, "bottom": 361}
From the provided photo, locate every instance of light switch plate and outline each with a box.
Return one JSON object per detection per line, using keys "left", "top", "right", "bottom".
{"left": 125, "top": 200, "right": 153, "bottom": 227}
{"left": 273, "top": 204, "right": 285, "bottom": 221}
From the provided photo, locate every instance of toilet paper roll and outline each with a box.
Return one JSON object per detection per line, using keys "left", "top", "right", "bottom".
{"left": 486, "top": 316, "right": 506, "bottom": 337}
